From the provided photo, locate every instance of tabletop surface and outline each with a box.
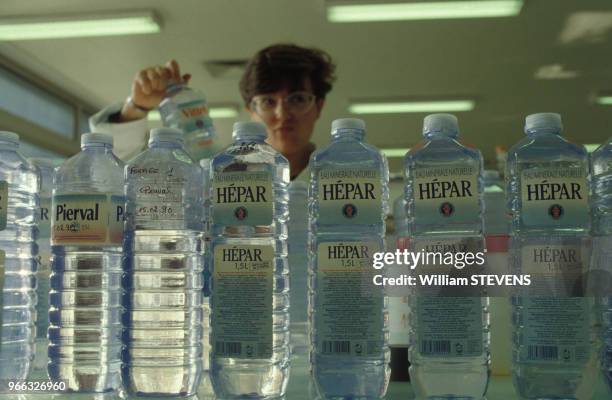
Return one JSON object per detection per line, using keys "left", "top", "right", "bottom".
{"left": 3, "top": 353, "right": 610, "bottom": 399}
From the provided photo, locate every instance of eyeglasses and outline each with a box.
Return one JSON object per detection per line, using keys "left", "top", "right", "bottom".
{"left": 250, "top": 91, "right": 316, "bottom": 117}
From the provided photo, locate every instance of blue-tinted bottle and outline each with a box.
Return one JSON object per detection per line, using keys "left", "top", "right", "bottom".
{"left": 309, "top": 118, "right": 390, "bottom": 399}
{"left": 123, "top": 128, "right": 204, "bottom": 396}
{"left": 404, "top": 114, "right": 489, "bottom": 399}
{"left": 507, "top": 113, "right": 595, "bottom": 399}
{"left": 590, "top": 136, "right": 612, "bottom": 394}
{"left": 49, "top": 133, "right": 124, "bottom": 392}
{"left": 159, "top": 83, "right": 220, "bottom": 161}
{"left": 29, "top": 158, "right": 54, "bottom": 376}
{"left": 0, "top": 132, "right": 38, "bottom": 388}
{"left": 209, "top": 122, "right": 290, "bottom": 399}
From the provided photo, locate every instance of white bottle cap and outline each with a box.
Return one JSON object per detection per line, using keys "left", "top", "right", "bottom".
{"left": 525, "top": 113, "right": 562, "bottom": 132}
{"left": 423, "top": 114, "right": 459, "bottom": 136}
{"left": 149, "top": 128, "right": 184, "bottom": 145}
{"left": 232, "top": 122, "right": 267, "bottom": 139}
{"left": 81, "top": 133, "right": 113, "bottom": 146}
{"left": 0, "top": 131, "right": 20, "bottom": 145}
{"left": 331, "top": 118, "right": 366, "bottom": 134}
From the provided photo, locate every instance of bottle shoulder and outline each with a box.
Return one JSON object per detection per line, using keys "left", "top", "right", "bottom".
{"left": 54, "top": 151, "right": 124, "bottom": 191}
{"left": 128, "top": 147, "right": 201, "bottom": 170}
{"left": 212, "top": 142, "right": 288, "bottom": 170}
{"left": 507, "top": 133, "right": 587, "bottom": 162}
{"left": 311, "top": 138, "right": 384, "bottom": 166}
{"left": 404, "top": 138, "right": 482, "bottom": 167}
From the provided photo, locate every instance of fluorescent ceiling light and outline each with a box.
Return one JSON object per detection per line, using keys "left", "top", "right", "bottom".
{"left": 596, "top": 96, "right": 612, "bottom": 106}
{"left": 0, "top": 11, "right": 160, "bottom": 40}
{"left": 349, "top": 100, "right": 475, "bottom": 114}
{"left": 381, "top": 148, "right": 410, "bottom": 157}
{"left": 148, "top": 106, "right": 239, "bottom": 122}
{"left": 209, "top": 107, "right": 240, "bottom": 119}
{"left": 585, "top": 144, "right": 601, "bottom": 153}
{"left": 327, "top": 1, "right": 523, "bottom": 23}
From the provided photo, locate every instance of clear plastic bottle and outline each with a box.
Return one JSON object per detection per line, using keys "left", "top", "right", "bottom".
{"left": 507, "top": 113, "right": 595, "bottom": 399}
{"left": 288, "top": 179, "right": 309, "bottom": 355}
{"left": 309, "top": 118, "right": 390, "bottom": 399}
{"left": 404, "top": 114, "right": 489, "bottom": 399}
{"left": 209, "top": 122, "right": 290, "bottom": 399}
{"left": 199, "top": 157, "right": 215, "bottom": 398}
{"left": 590, "top": 136, "right": 612, "bottom": 394}
{"left": 389, "top": 195, "right": 410, "bottom": 383}
{"left": 49, "top": 133, "right": 124, "bottom": 392}
{"left": 29, "top": 158, "right": 55, "bottom": 376}
{"left": 159, "top": 83, "right": 220, "bottom": 161}
{"left": 123, "top": 128, "right": 204, "bottom": 396}
{"left": 0, "top": 132, "right": 39, "bottom": 387}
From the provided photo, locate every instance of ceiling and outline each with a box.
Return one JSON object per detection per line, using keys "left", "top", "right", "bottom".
{"left": 1, "top": 0, "right": 612, "bottom": 172}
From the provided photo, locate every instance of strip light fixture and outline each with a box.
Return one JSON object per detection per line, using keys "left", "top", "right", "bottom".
{"left": 596, "top": 95, "right": 612, "bottom": 106}
{"left": 148, "top": 106, "right": 239, "bottom": 122}
{"left": 381, "top": 148, "right": 410, "bottom": 157}
{"left": 0, "top": 11, "right": 161, "bottom": 40}
{"left": 349, "top": 100, "right": 475, "bottom": 114}
{"left": 327, "top": 0, "right": 524, "bottom": 23}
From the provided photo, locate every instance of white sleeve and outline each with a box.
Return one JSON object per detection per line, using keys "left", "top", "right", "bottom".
{"left": 88, "top": 102, "right": 149, "bottom": 162}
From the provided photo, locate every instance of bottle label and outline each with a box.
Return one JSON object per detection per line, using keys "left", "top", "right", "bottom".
{"left": 520, "top": 298, "right": 590, "bottom": 364}
{"left": 177, "top": 99, "right": 214, "bottom": 134}
{"left": 39, "top": 197, "right": 51, "bottom": 238}
{"left": 51, "top": 194, "right": 125, "bottom": 246}
{"left": 317, "top": 169, "right": 382, "bottom": 225}
{"left": 409, "top": 237, "right": 485, "bottom": 358}
{"left": 413, "top": 165, "right": 479, "bottom": 225}
{"left": 416, "top": 296, "right": 484, "bottom": 357}
{"left": 129, "top": 165, "right": 186, "bottom": 224}
{"left": 520, "top": 240, "right": 589, "bottom": 296}
{"left": 315, "top": 241, "right": 384, "bottom": 357}
{"left": 0, "top": 181, "right": 7, "bottom": 231}
{"left": 521, "top": 167, "right": 588, "bottom": 227}
{"left": 212, "top": 171, "right": 273, "bottom": 226}
{"left": 212, "top": 243, "right": 274, "bottom": 359}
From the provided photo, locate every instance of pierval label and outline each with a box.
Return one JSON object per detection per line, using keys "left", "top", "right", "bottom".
{"left": 51, "top": 194, "right": 125, "bottom": 245}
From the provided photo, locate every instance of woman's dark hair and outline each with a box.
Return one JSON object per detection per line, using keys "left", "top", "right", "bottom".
{"left": 239, "top": 44, "right": 336, "bottom": 107}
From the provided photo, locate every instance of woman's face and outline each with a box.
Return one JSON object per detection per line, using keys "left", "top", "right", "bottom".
{"left": 249, "top": 78, "right": 324, "bottom": 158}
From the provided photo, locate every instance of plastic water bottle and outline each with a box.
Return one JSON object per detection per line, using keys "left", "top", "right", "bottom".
{"left": 309, "top": 118, "right": 390, "bottom": 399}
{"left": 159, "top": 82, "right": 220, "bottom": 161}
{"left": 29, "top": 158, "right": 55, "bottom": 375}
{"left": 404, "top": 114, "right": 489, "bottom": 399}
{"left": 123, "top": 128, "right": 204, "bottom": 396}
{"left": 209, "top": 122, "right": 290, "bottom": 398}
{"left": 49, "top": 133, "right": 124, "bottom": 392}
{"left": 199, "top": 157, "right": 215, "bottom": 398}
{"left": 389, "top": 195, "right": 410, "bottom": 382}
{"left": 482, "top": 169, "right": 512, "bottom": 376}
{"left": 288, "top": 180, "right": 309, "bottom": 355}
{"left": 0, "top": 132, "right": 39, "bottom": 387}
{"left": 507, "top": 113, "right": 595, "bottom": 399}
{"left": 590, "top": 136, "right": 612, "bottom": 393}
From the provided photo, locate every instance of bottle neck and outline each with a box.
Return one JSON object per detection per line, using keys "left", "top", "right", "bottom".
{"left": 525, "top": 127, "right": 562, "bottom": 137}
{"left": 0, "top": 141, "right": 18, "bottom": 151}
{"left": 149, "top": 140, "right": 183, "bottom": 149}
{"left": 233, "top": 134, "right": 266, "bottom": 143}
{"left": 331, "top": 129, "right": 365, "bottom": 141}
{"left": 424, "top": 131, "right": 458, "bottom": 140}
{"left": 81, "top": 143, "right": 114, "bottom": 152}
